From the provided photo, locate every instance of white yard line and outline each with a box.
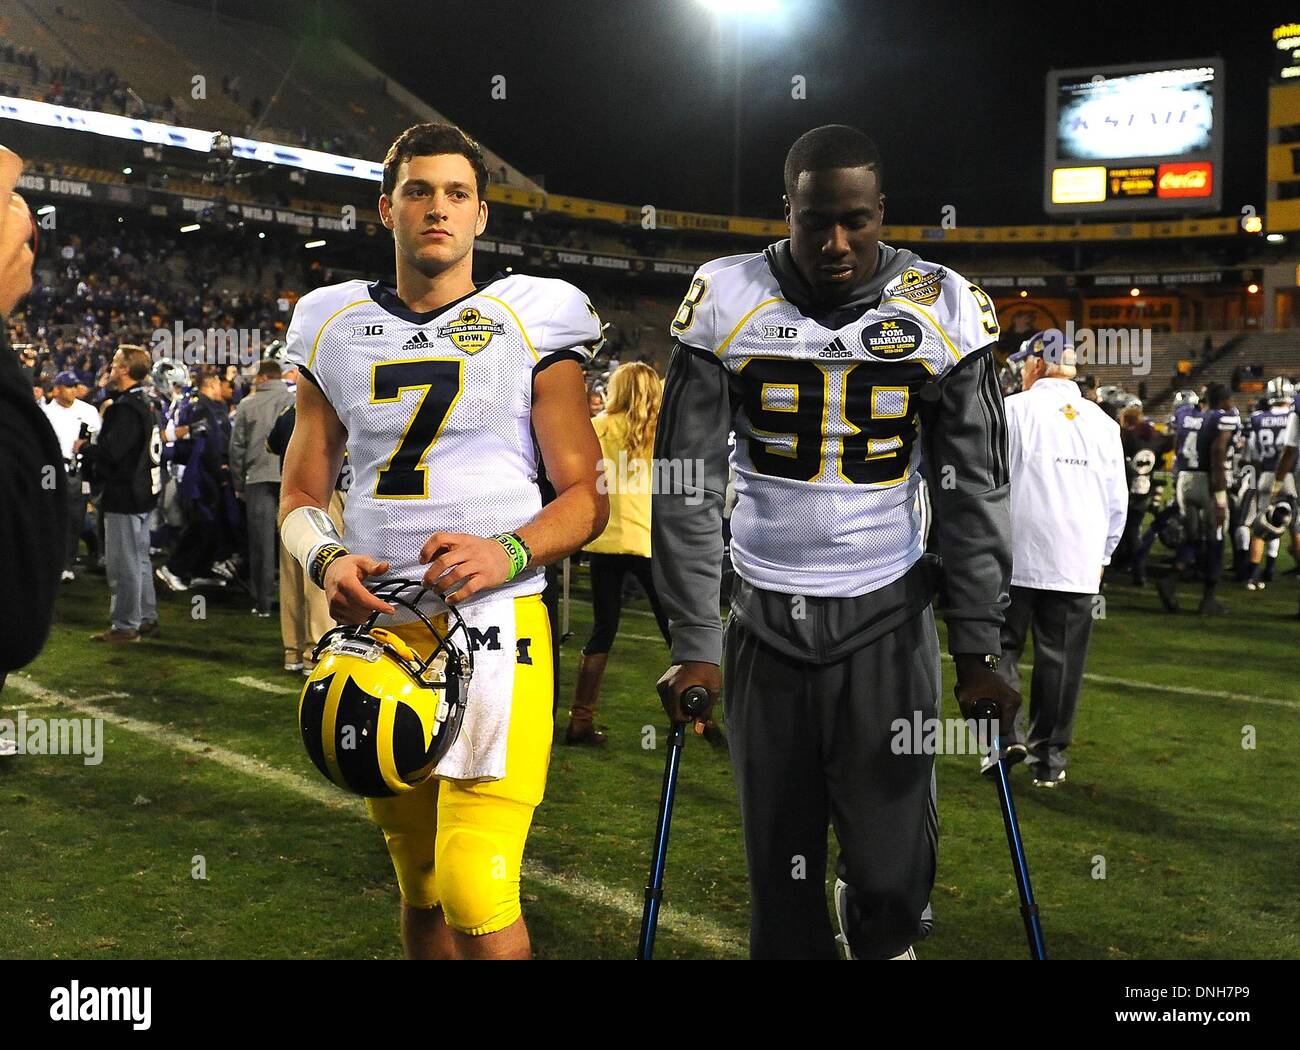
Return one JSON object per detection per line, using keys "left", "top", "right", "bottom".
{"left": 230, "top": 675, "right": 300, "bottom": 695}
{"left": 938, "top": 655, "right": 1300, "bottom": 711}
{"left": 6, "top": 674, "right": 746, "bottom": 955}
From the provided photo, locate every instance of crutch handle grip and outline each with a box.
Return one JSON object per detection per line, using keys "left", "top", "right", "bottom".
{"left": 681, "top": 685, "right": 710, "bottom": 718}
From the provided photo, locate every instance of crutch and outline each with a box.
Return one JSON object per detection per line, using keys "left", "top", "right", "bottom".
{"left": 636, "top": 685, "right": 709, "bottom": 960}
{"left": 973, "top": 699, "right": 1047, "bottom": 961}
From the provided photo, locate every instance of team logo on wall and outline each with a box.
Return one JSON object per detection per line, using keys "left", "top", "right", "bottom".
{"left": 861, "top": 318, "right": 923, "bottom": 359}
{"left": 437, "top": 307, "right": 505, "bottom": 353}
{"left": 889, "top": 267, "right": 946, "bottom": 306}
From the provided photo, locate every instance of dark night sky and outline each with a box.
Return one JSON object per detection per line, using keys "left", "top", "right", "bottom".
{"left": 189, "top": 0, "right": 1295, "bottom": 225}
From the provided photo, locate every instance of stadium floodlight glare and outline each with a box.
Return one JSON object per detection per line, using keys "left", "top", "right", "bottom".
{"left": 697, "top": 0, "right": 780, "bottom": 14}
{"left": 1248, "top": 283, "right": 1260, "bottom": 294}
{"left": 179, "top": 223, "right": 200, "bottom": 233}
{"left": 1130, "top": 287, "right": 1141, "bottom": 297}
{"left": 1267, "top": 233, "right": 1286, "bottom": 243}
{"left": 122, "top": 166, "right": 132, "bottom": 175}
{"left": 36, "top": 204, "right": 56, "bottom": 216}
{"left": 304, "top": 239, "right": 327, "bottom": 249}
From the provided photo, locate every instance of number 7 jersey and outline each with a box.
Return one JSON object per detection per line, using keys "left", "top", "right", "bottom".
{"left": 284, "top": 275, "right": 603, "bottom": 606}
{"left": 671, "top": 251, "right": 999, "bottom": 597}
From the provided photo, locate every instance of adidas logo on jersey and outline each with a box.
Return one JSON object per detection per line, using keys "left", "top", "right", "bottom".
{"left": 400, "top": 331, "right": 433, "bottom": 352}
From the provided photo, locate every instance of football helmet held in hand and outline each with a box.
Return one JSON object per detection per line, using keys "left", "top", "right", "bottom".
{"left": 298, "top": 579, "right": 473, "bottom": 797}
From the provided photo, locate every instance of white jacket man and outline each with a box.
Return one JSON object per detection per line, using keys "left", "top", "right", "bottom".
{"left": 996, "top": 333, "right": 1127, "bottom": 786}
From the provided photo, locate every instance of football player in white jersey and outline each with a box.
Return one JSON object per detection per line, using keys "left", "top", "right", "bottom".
{"left": 653, "top": 125, "right": 1021, "bottom": 959}
{"left": 278, "top": 124, "right": 608, "bottom": 960}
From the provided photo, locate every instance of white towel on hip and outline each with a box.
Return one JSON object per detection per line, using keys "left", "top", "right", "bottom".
{"left": 432, "top": 591, "right": 517, "bottom": 783}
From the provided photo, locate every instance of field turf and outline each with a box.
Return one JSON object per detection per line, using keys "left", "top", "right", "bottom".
{"left": 2, "top": 546, "right": 1297, "bottom": 960}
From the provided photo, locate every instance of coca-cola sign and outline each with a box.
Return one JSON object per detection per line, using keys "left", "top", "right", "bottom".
{"left": 1157, "top": 162, "right": 1213, "bottom": 198}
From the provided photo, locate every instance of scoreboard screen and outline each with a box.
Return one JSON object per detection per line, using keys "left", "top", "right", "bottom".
{"left": 1043, "top": 60, "right": 1223, "bottom": 215}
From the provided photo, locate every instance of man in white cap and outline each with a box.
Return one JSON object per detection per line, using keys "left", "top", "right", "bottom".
{"left": 42, "top": 369, "right": 100, "bottom": 580}
{"left": 994, "top": 331, "right": 1127, "bottom": 787}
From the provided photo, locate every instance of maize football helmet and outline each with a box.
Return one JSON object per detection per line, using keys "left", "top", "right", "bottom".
{"left": 298, "top": 580, "right": 473, "bottom": 797}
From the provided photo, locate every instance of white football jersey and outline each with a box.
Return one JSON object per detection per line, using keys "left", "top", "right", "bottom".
{"left": 285, "top": 274, "right": 602, "bottom": 607}
{"left": 672, "top": 252, "right": 999, "bottom": 597}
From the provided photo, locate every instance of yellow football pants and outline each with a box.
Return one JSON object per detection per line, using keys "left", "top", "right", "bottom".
{"left": 364, "top": 594, "right": 553, "bottom": 936}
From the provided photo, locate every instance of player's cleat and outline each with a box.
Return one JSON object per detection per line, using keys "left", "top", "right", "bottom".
{"left": 1197, "top": 596, "right": 1229, "bottom": 616}
{"left": 211, "top": 558, "right": 238, "bottom": 581}
{"left": 137, "top": 620, "right": 160, "bottom": 638}
{"left": 285, "top": 660, "right": 304, "bottom": 672}
{"left": 1155, "top": 575, "right": 1179, "bottom": 612}
{"left": 155, "top": 566, "right": 188, "bottom": 592}
{"left": 1246, "top": 578, "right": 1265, "bottom": 591}
{"left": 890, "top": 946, "right": 918, "bottom": 960}
{"left": 251, "top": 608, "right": 272, "bottom": 619}
{"left": 90, "top": 627, "right": 140, "bottom": 643}
{"left": 1032, "top": 769, "right": 1066, "bottom": 788}
{"left": 980, "top": 741, "right": 1027, "bottom": 777}
{"left": 284, "top": 650, "right": 304, "bottom": 672}
{"left": 60, "top": 570, "right": 75, "bottom": 582}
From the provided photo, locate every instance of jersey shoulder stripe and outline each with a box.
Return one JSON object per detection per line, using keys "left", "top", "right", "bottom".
{"left": 882, "top": 260, "right": 999, "bottom": 362}
{"left": 669, "top": 252, "right": 777, "bottom": 354}
{"left": 487, "top": 274, "right": 604, "bottom": 361}
{"left": 283, "top": 280, "right": 373, "bottom": 373}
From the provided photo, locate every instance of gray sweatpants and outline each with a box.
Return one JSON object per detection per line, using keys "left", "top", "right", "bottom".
{"left": 723, "top": 605, "right": 941, "bottom": 960}
{"left": 246, "top": 481, "right": 280, "bottom": 614}
{"left": 997, "top": 585, "right": 1095, "bottom": 777}
{"left": 105, "top": 511, "right": 157, "bottom": 632}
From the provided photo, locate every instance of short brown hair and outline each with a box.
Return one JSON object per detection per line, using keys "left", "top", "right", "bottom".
{"left": 117, "top": 345, "right": 151, "bottom": 382}
{"left": 257, "top": 359, "right": 282, "bottom": 379}
{"left": 382, "top": 123, "right": 488, "bottom": 200}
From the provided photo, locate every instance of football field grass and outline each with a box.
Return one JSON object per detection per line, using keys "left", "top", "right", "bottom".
{"left": 2, "top": 550, "right": 1298, "bottom": 960}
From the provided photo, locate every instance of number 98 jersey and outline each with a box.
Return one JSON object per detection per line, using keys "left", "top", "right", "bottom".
{"left": 671, "top": 252, "right": 998, "bottom": 598}
{"left": 284, "top": 275, "right": 602, "bottom": 607}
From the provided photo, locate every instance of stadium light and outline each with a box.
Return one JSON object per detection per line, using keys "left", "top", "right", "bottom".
{"left": 1019, "top": 290, "right": 1029, "bottom": 298}
{"left": 179, "top": 223, "right": 200, "bottom": 233}
{"left": 1248, "top": 283, "right": 1260, "bottom": 294}
{"left": 696, "top": 0, "right": 788, "bottom": 214}
{"left": 697, "top": 0, "right": 780, "bottom": 15}
{"left": 258, "top": 232, "right": 266, "bottom": 239}
{"left": 304, "top": 240, "right": 327, "bottom": 249}
{"left": 36, "top": 204, "right": 55, "bottom": 216}
{"left": 122, "top": 166, "right": 132, "bottom": 175}
{"left": 1129, "top": 287, "right": 1140, "bottom": 297}
{"left": 1267, "top": 233, "right": 1286, "bottom": 243}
